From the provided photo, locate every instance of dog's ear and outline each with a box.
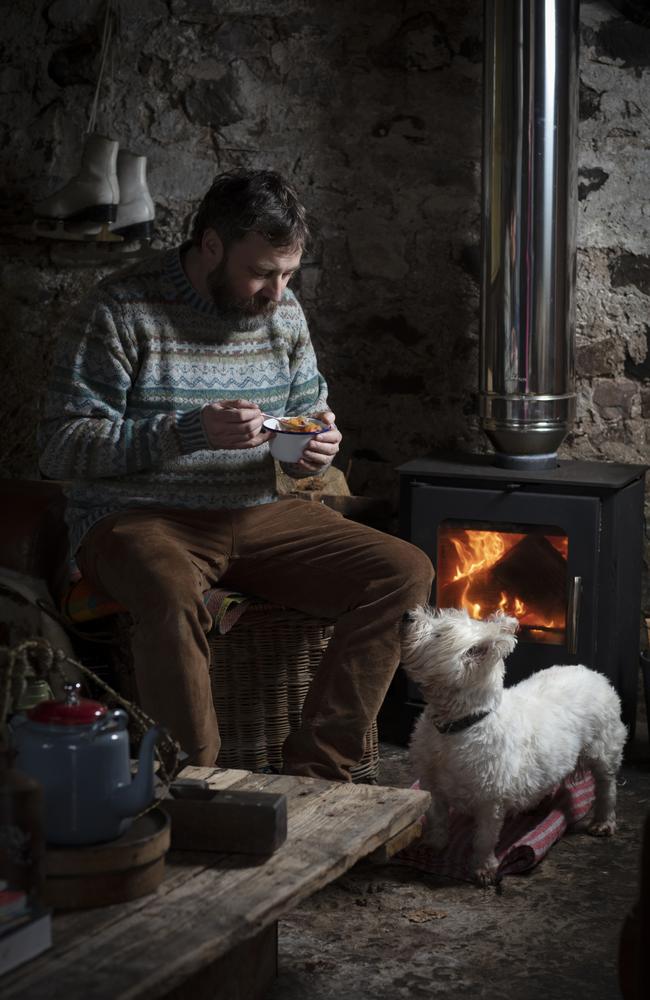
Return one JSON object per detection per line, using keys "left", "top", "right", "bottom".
{"left": 486, "top": 611, "right": 519, "bottom": 633}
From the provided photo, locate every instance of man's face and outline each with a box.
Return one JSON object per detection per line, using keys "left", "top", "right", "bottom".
{"left": 207, "top": 231, "right": 302, "bottom": 318}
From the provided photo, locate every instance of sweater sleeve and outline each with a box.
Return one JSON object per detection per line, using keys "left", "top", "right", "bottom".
{"left": 279, "top": 296, "right": 333, "bottom": 479}
{"left": 38, "top": 293, "right": 208, "bottom": 480}
{"left": 283, "top": 297, "right": 329, "bottom": 418}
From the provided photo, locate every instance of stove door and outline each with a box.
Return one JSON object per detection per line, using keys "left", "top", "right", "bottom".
{"left": 408, "top": 482, "right": 600, "bottom": 683}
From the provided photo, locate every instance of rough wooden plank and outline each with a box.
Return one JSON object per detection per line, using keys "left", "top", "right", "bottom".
{"left": 361, "top": 818, "right": 424, "bottom": 864}
{"left": 162, "top": 923, "right": 277, "bottom": 1000}
{"left": 36, "top": 840, "right": 212, "bottom": 952}
{"left": 2, "top": 770, "right": 429, "bottom": 1000}
{"left": 6, "top": 772, "right": 392, "bottom": 958}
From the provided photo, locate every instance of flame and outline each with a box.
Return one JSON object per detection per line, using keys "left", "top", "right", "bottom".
{"left": 451, "top": 531, "right": 507, "bottom": 581}
{"left": 438, "top": 526, "right": 568, "bottom": 643}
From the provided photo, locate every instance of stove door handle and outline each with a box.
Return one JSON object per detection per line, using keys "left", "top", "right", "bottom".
{"left": 566, "top": 576, "right": 581, "bottom": 656}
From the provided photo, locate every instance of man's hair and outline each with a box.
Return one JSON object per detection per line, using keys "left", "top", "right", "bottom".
{"left": 191, "top": 169, "right": 310, "bottom": 251}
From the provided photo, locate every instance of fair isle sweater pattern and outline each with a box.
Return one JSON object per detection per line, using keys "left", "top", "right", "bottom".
{"left": 39, "top": 246, "right": 329, "bottom": 554}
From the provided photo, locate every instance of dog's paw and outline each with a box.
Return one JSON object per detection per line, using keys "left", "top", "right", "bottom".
{"left": 472, "top": 856, "right": 499, "bottom": 887}
{"left": 473, "top": 864, "right": 498, "bottom": 888}
{"left": 588, "top": 818, "right": 616, "bottom": 837}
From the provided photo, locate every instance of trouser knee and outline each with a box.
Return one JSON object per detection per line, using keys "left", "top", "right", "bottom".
{"left": 388, "top": 539, "right": 435, "bottom": 607}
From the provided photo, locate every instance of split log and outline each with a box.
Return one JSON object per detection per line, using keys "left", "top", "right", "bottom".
{"left": 487, "top": 534, "right": 566, "bottom": 619}
{"left": 438, "top": 533, "right": 566, "bottom": 623}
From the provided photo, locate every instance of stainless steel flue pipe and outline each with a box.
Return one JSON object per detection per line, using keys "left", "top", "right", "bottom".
{"left": 479, "top": 0, "right": 580, "bottom": 468}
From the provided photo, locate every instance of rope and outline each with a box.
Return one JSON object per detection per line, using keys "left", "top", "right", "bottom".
{"left": 1, "top": 637, "right": 182, "bottom": 804}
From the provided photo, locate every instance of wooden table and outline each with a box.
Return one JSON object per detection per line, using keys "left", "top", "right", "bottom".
{"left": 4, "top": 766, "right": 429, "bottom": 1000}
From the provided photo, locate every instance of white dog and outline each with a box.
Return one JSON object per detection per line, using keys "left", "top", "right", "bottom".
{"left": 401, "top": 606, "right": 627, "bottom": 885}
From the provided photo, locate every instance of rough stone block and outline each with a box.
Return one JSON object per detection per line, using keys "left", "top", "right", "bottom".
{"left": 641, "top": 387, "right": 650, "bottom": 420}
{"left": 182, "top": 74, "right": 245, "bottom": 127}
{"left": 347, "top": 213, "right": 407, "bottom": 281}
{"left": 592, "top": 378, "right": 638, "bottom": 418}
{"left": 576, "top": 337, "right": 624, "bottom": 376}
{"left": 610, "top": 253, "right": 650, "bottom": 296}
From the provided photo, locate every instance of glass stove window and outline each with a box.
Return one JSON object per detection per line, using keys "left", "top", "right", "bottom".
{"left": 436, "top": 522, "right": 568, "bottom": 646}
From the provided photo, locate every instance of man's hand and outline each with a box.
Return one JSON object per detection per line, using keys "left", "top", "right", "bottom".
{"left": 201, "top": 399, "right": 272, "bottom": 450}
{"left": 295, "top": 409, "right": 342, "bottom": 472}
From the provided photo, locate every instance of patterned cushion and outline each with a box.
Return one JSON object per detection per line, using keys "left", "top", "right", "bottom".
{"left": 62, "top": 577, "right": 125, "bottom": 623}
{"left": 62, "top": 579, "right": 262, "bottom": 627}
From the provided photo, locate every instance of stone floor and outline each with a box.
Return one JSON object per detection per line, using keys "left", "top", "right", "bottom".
{"left": 267, "top": 725, "right": 650, "bottom": 1000}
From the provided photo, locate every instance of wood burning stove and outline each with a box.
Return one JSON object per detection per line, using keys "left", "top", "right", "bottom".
{"left": 379, "top": 452, "right": 647, "bottom": 744}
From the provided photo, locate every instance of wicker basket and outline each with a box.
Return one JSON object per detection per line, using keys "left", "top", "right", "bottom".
{"left": 208, "top": 607, "right": 379, "bottom": 783}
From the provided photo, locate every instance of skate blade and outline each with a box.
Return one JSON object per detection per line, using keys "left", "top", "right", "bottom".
{"left": 88, "top": 223, "right": 124, "bottom": 243}
{"left": 31, "top": 219, "right": 124, "bottom": 243}
{"left": 32, "top": 219, "right": 85, "bottom": 241}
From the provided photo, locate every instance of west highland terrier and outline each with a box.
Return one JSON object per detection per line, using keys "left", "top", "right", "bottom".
{"left": 401, "top": 606, "right": 627, "bottom": 885}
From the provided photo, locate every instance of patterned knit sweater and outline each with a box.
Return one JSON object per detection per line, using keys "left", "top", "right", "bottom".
{"left": 39, "top": 245, "right": 329, "bottom": 555}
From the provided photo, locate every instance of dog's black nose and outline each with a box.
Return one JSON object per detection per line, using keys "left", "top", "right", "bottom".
{"left": 402, "top": 611, "right": 415, "bottom": 624}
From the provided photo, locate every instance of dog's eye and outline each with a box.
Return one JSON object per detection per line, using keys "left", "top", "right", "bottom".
{"left": 466, "top": 645, "right": 482, "bottom": 658}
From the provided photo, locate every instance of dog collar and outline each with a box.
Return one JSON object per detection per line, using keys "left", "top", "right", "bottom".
{"left": 435, "top": 710, "right": 491, "bottom": 735}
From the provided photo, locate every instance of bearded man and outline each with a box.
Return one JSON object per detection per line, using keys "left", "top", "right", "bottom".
{"left": 39, "top": 169, "right": 433, "bottom": 781}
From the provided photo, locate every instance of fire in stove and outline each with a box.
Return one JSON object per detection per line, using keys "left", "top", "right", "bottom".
{"left": 437, "top": 524, "right": 569, "bottom": 645}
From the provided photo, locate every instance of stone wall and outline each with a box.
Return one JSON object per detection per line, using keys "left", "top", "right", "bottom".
{"left": 1, "top": 0, "right": 649, "bottom": 603}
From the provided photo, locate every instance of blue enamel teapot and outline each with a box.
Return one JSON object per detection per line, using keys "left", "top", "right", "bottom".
{"left": 11, "top": 682, "right": 160, "bottom": 846}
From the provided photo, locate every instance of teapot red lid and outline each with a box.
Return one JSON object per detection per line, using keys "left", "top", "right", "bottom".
{"left": 26, "top": 683, "right": 107, "bottom": 726}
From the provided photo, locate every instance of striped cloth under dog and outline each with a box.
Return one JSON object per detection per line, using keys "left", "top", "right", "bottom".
{"left": 391, "top": 771, "right": 596, "bottom": 883}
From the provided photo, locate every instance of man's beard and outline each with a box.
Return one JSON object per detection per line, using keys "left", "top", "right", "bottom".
{"left": 207, "top": 259, "right": 278, "bottom": 328}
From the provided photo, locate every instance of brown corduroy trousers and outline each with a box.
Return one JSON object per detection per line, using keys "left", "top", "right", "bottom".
{"left": 77, "top": 498, "right": 434, "bottom": 781}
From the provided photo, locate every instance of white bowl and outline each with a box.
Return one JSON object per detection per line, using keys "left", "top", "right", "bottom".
{"left": 263, "top": 416, "right": 328, "bottom": 462}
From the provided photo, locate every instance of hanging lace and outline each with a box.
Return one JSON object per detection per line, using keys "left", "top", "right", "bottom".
{"left": 87, "top": 0, "right": 121, "bottom": 136}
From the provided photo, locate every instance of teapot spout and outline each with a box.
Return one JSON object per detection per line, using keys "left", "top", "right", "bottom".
{"left": 112, "top": 725, "right": 161, "bottom": 819}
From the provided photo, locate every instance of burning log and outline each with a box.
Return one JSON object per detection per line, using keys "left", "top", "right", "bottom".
{"left": 488, "top": 534, "right": 566, "bottom": 617}
{"left": 438, "top": 533, "right": 566, "bottom": 626}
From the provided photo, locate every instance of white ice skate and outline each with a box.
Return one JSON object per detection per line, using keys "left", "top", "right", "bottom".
{"left": 32, "top": 133, "right": 121, "bottom": 242}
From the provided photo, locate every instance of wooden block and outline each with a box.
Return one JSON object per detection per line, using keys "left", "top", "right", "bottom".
{"left": 162, "top": 789, "right": 288, "bottom": 855}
